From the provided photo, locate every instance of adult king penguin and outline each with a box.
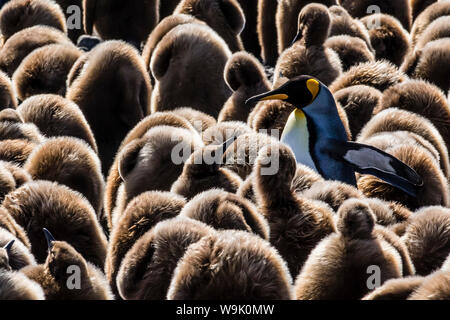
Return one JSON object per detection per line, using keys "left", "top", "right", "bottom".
{"left": 246, "top": 75, "right": 423, "bottom": 197}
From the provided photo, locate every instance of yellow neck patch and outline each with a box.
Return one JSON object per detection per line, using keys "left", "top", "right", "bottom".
{"left": 306, "top": 79, "right": 320, "bottom": 102}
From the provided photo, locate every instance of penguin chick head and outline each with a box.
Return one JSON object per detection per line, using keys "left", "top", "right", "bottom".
{"left": 293, "top": 3, "right": 331, "bottom": 47}
{"left": 246, "top": 75, "right": 320, "bottom": 109}
{"left": 45, "top": 240, "right": 87, "bottom": 283}
{"left": 185, "top": 137, "right": 236, "bottom": 177}
{"left": 0, "top": 239, "right": 14, "bottom": 270}
{"left": 337, "top": 199, "right": 376, "bottom": 240}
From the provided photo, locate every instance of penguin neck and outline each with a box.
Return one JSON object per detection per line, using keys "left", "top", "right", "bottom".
{"left": 302, "top": 85, "right": 356, "bottom": 185}
{"left": 302, "top": 85, "right": 348, "bottom": 142}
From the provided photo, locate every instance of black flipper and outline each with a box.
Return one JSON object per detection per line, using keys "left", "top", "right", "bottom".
{"left": 325, "top": 139, "right": 423, "bottom": 197}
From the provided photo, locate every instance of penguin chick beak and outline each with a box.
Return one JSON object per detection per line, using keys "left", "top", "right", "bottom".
{"left": 220, "top": 136, "right": 237, "bottom": 155}
{"left": 245, "top": 90, "right": 289, "bottom": 106}
{"left": 43, "top": 228, "right": 56, "bottom": 249}
{"left": 291, "top": 31, "right": 302, "bottom": 46}
{"left": 3, "top": 240, "right": 14, "bottom": 254}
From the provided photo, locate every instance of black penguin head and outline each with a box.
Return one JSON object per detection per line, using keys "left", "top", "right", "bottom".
{"left": 245, "top": 75, "right": 320, "bottom": 108}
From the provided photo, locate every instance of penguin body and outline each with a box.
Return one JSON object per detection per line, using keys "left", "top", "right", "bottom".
{"left": 247, "top": 76, "right": 423, "bottom": 198}
{"left": 22, "top": 236, "right": 113, "bottom": 300}
{"left": 0, "top": 26, "right": 72, "bottom": 77}
{"left": 83, "top": 0, "right": 159, "bottom": 46}
{"left": 0, "top": 71, "right": 17, "bottom": 110}
{"left": 17, "top": 94, "right": 97, "bottom": 152}
{"left": 13, "top": 44, "right": 82, "bottom": 100}
{"left": 0, "top": 0, "right": 67, "bottom": 41}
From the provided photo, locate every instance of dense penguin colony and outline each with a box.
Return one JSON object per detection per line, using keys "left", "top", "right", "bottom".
{"left": 0, "top": 0, "right": 449, "bottom": 300}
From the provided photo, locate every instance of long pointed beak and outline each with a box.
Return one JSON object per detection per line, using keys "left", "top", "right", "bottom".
{"left": 43, "top": 228, "right": 55, "bottom": 249}
{"left": 3, "top": 240, "right": 14, "bottom": 253}
{"left": 245, "top": 90, "right": 288, "bottom": 106}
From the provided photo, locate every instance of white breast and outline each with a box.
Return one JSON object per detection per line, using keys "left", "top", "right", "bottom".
{"left": 280, "top": 109, "right": 318, "bottom": 171}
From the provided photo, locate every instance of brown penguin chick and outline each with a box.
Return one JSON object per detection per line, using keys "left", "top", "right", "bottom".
{"left": 171, "top": 107, "right": 216, "bottom": 133}
{"left": 361, "top": 14, "right": 410, "bottom": 67}
{"left": 24, "top": 137, "right": 104, "bottom": 215}
{"left": 218, "top": 51, "right": 271, "bottom": 123}
{"left": 0, "top": 26, "right": 72, "bottom": 77}
{"left": 106, "top": 191, "right": 186, "bottom": 296}
{"left": 276, "top": 0, "right": 337, "bottom": 54}
{"left": 411, "top": 0, "right": 439, "bottom": 21}
{"left": 167, "top": 229, "right": 293, "bottom": 300}
{"left": 238, "top": 164, "right": 324, "bottom": 204}
{"left": 338, "top": 0, "right": 412, "bottom": 31}
{"left": 12, "top": 44, "right": 82, "bottom": 101}
{"left": 22, "top": 235, "right": 113, "bottom": 300}
{"left": 0, "top": 71, "right": 17, "bottom": 110}
{"left": 66, "top": 40, "right": 151, "bottom": 175}
{"left": 374, "top": 225, "right": 416, "bottom": 277}
{"left": 324, "top": 35, "right": 374, "bottom": 71}
{"left": 171, "top": 145, "right": 243, "bottom": 199}
{"left": 377, "top": 80, "right": 450, "bottom": 150}
{"left": 408, "top": 270, "right": 450, "bottom": 300}
{"left": 0, "top": 161, "right": 15, "bottom": 201}
{"left": 0, "top": 268, "right": 45, "bottom": 300}
{"left": 174, "top": 0, "right": 245, "bottom": 52}
{"left": 330, "top": 60, "right": 407, "bottom": 93}
{"left": 299, "top": 180, "right": 364, "bottom": 212}
{"left": 402, "top": 206, "right": 450, "bottom": 276}
{"left": 235, "top": 0, "right": 260, "bottom": 57}
{"left": 201, "top": 120, "right": 251, "bottom": 146}
{"left": 115, "top": 126, "right": 203, "bottom": 218}
{"left": 0, "top": 160, "right": 31, "bottom": 186}
{"left": 17, "top": 94, "right": 97, "bottom": 152}
{"left": 179, "top": 189, "right": 269, "bottom": 239}
{"left": 116, "top": 216, "right": 215, "bottom": 300}
{"left": 358, "top": 108, "right": 450, "bottom": 178}
{"left": 274, "top": 3, "right": 342, "bottom": 86}
{"left": 83, "top": 0, "right": 159, "bottom": 46}
{"left": 415, "top": 16, "right": 450, "bottom": 50}
{"left": 1, "top": 180, "right": 107, "bottom": 267}
{"left": 0, "top": 207, "right": 30, "bottom": 249}
{"left": 0, "top": 0, "right": 67, "bottom": 41}
{"left": 253, "top": 143, "right": 336, "bottom": 276}
{"left": 53, "top": 0, "right": 83, "bottom": 42}
{"left": 362, "top": 276, "right": 425, "bottom": 300}
{"left": 150, "top": 23, "right": 232, "bottom": 118}
{"left": 0, "top": 108, "right": 22, "bottom": 123}
{"left": 401, "top": 38, "right": 450, "bottom": 93}
{"left": 0, "top": 229, "right": 35, "bottom": 270}
{"left": 257, "top": 0, "right": 279, "bottom": 66}
{"left": 333, "top": 85, "right": 382, "bottom": 138}
{"left": 358, "top": 144, "right": 449, "bottom": 210}
{"left": 248, "top": 100, "right": 295, "bottom": 133}
{"left": 222, "top": 132, "right": 279, "bottom": 180}
{"left": 328, "top": 5, "right": 373, "bottom": 51}
{"left": 364, "top": 198, "right": 411, "bottom": 227}
{"left": 0, "top": 120, "right": 43, "bottom": 144}
{"left": 295, "top": 199, "right": 404, "bottom": 299}
{"left": 104, "top": 112, "right": 196, "bottom": 229}
{"left": 141, "top": 14, "right": 202, "bottom": 83}
{"left": 236, "top": 172, "right": 257, "bottom": 203}
{"left": 0, "top": 139, "right": 36, "bottom": 165}
{"left": 410, "top": 0, "right": 450, "bottom": 45}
